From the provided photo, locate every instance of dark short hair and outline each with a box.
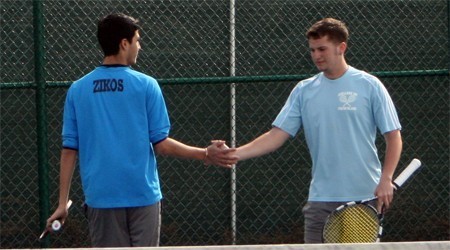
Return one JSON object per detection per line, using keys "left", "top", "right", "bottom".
{"left": 306, "top": 18, "right": 349, "bottom": 44}
{"left": 97, "top": 13, "right": 141, "bottom": 56}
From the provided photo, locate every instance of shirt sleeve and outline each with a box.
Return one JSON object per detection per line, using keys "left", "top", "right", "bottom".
{"left": 272, "top": 83, "right": 303, "bottom": 137}
{"left": 146, "top": 79, "right": 171, "bottom": 143}
{"left": 62, "top": 86, "right": 79, "bottom": 149}
{"left": 372, "top": 79, "right": 402, "bottom": 134}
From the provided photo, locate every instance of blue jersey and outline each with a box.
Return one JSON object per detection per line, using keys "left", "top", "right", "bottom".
{"left": 273, "top": 66, "right": 401, "bottom": 202}
{"left": 62, "top": 65, "right": 170, "bottom": 208}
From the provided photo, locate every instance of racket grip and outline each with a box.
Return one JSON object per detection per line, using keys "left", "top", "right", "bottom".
{"left": 52, "top": 199, "right": 73, "bottom": 232}
{"left": 393, "top": 159, "right": 422, "bottom": 188}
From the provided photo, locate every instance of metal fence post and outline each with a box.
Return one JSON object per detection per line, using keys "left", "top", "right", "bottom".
{"left": 33, "top": 0, "right": 50, "bottom": 247}
{"left": 229, "top": 0, "right": 237, "bottom": 245}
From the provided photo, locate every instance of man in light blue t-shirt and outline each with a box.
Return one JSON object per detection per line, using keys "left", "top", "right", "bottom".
{"left": 45, "top": 13, "right": 238, "bottom": 247}
{"left": 233, "top": 18, "right": 403, "bottom": 243}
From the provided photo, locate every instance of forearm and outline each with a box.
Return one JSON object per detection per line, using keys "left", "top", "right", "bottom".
{"left": 374, "top": 130, "right": 402, "bottom": 210}
{"left": 155, "top": 138, "right": 238, "bottom": 168}
{"left": 155, "top": 138, "right": 206, "bottom": 160}
{"left": 59, "top": 148, "right": 77, "bottom": 206}
{"left": 236, "top": 127, "right": 290, "bottom": 161}
{"left": 381, "top": 130, "right": 403, "bottom": 181}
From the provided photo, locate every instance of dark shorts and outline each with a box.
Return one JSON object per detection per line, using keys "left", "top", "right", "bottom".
{"left": 85, "top": 201, "right": 161, "bottom": 247}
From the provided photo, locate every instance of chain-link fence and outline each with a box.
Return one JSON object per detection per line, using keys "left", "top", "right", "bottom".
{"left": 1, "top": 0, "right": 449, "bottom": 248}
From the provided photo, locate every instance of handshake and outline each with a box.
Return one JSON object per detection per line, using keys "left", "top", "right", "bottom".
{"left": 203, "top": 140, "right": 239, "bottom": 168}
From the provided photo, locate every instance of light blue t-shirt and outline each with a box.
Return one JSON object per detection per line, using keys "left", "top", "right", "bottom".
{"left": 62, "top": 65, "right": 170, "bottom": 208}
{"left": 273, "top": 66, "right": 401, "bottom": 202}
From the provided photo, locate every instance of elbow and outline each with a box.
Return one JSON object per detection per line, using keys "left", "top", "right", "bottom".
{"left": 153, "top": 138, "right": 169, "bottom": 156}
{"left": 385, "top": 129, "right": 402, "bottom": 149}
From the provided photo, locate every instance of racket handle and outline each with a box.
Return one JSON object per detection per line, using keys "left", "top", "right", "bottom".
{"left": 39, "top": 199, "right": 73, "bottom": 240}
{"left": 51, "top": 220, "right": 62, "bottom": 231}
{"left": 66, "top": 199, "right": 73, "bottom": 209}
{"left": 52, "top": 199, "right": 73, "bottom": 232}
{"left": 393, "top": 159, "right": 422, "bottom": 188}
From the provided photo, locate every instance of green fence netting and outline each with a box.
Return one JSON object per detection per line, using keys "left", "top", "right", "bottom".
{"left": 1, "top": 0, "right": 448, "bottom": 248}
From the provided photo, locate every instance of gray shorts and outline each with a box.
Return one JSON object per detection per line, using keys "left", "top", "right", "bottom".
{"left": 302, "top": 201, "right": 345, "bottom": 243}
{"left": 302, "top": 200, "right": 377, "bottom": 243}
{"left": 85, "top": 201, "right": 161, "bottom": 247}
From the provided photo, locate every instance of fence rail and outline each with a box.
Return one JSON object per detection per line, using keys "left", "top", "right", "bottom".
{"left": 1, "top": 69, "right": 448, "bottom": 89}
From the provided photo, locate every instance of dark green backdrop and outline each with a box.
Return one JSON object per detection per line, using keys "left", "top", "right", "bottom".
{"left": 1, "top": 0, "right": 448, "bottom": 248}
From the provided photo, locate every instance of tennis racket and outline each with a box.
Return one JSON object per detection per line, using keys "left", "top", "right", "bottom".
{"left": 39, "top": 199, "right": 73, "bottom": 240}
{"left": 322, "top": 158, "right": 422, "bottom": 243}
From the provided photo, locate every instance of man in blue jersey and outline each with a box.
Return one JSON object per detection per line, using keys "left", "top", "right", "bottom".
{"left": 46, "top": 13, "right": 238, "bottom": 247}
{"left": 231, "top": 18, "right": 402, "bottom": 243}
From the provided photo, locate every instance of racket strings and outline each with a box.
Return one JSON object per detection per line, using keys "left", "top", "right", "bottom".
{"left": 323, "top": 204, "right": 380, "bottom": 243}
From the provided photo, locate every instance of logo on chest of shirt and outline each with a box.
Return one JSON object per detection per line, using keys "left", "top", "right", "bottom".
{"left": 337, "top": 92, "right": 357, "bottom": 111}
